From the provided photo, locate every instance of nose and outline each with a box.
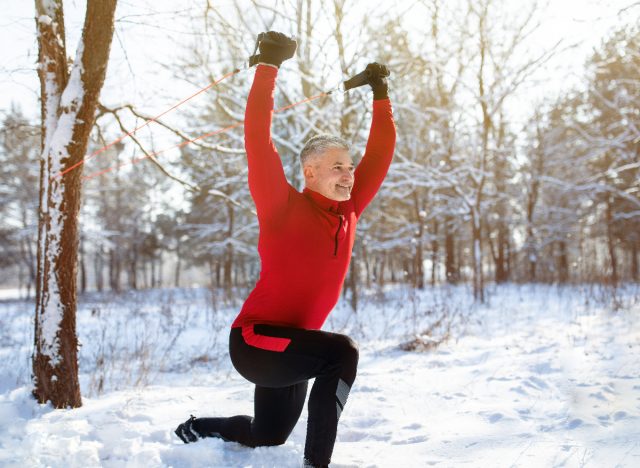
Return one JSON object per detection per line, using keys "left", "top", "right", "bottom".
{"left": 341, "top": 169, "right": 354, "bottom": 183}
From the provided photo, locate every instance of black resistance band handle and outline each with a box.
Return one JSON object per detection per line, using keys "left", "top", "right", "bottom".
{"left": 343, "top": 70, "right": 369, "bottom": 91}
{"left": 343, "top": 65, "right": 390, "bottom": 91}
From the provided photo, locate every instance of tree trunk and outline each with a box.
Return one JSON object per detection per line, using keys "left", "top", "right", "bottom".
{"left": 94, "top": 245, "right": 103, "bottom": 292}
{"left": 526, "top": 118, "right": 544, "bottom": 282}
{"left": 129, "top": 248, "right": 138, "bottom": 290}
{"left": 20, "top": 233, "right": 37, "bottom": 299}
{"left": 208, "top": 258, "right": 215, "bottom": 288}
{"left": 224, "top": 202, "right": 234, "bottom": 293}
{"left": 631, "top": 242, "right": 639, "bottom": 281}
{"left": 390, "top": 256, "right": 396, "bottom": 283}
{"left": 362, "top": 243, "right": 371, "bottom": 289}
{"left": 215, "top": 258, "right": 221, "bottom": 288}
{"left": 79, "top": 236, "right": 87, "bottom": 294}
{"left": 471, "top": 210, "right": 484, "bottom": 302}
{"left": 109, "top": 248, "right": 120, "bottom": 292}
{"left": 606, "top": 197, "right": 618, "bottom": 285}
{"left": 430, "top": 219, "right": 438, "bottom": 287}
{"left": 495, "top": 222, "right": 508, "bottom": 283}
{"left": 527, "top": 222, "right": 537, "bottom": 282}
{"left": 473, "top": 2, "right": 489, "bottom": 302}
{"left": 445, "top": 218, "right": 457, "bottom": 283}
{"left": 33, "top": 0, "right": 117, "bottom": 408}
{"left": 348, "top": 255, "right": 358, "bottom": 313}
{"left": 413, "top": 200, "right": 424, "bottom": 290}
{"left": 174, "top": 243, "right": 181, "bottom": 288}
{"left": 557, "top": 240, "right": 569, "bottom": 284}
{"left": 378, "top": 253, "right": 386, "bottom": 288}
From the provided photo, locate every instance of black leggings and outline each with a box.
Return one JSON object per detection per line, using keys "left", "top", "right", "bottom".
{"left": 192, "top": 324, "right": 359, "bottom": 466}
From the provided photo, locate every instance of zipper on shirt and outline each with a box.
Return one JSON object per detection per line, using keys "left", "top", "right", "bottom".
{"left": 334, "top": 215, "right": 344, "bottom": 256}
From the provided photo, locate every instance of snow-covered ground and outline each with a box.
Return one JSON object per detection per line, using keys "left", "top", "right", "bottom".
{"left": 0, "top": 284, "right": 639, "bottom": 467}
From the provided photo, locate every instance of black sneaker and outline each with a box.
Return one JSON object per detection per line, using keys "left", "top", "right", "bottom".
{"left": 175, "top": 415, "right": 200, "bottom": 443}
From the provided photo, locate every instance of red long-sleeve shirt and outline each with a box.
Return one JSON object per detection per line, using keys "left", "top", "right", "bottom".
{"left": 231, "top": 65, "right": 396, "bottom": 351}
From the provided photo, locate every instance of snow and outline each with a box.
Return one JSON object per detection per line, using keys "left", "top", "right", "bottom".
{"left": 1, "top": 284, "right": 639, "bottom": 467}
{"left": 37, "top": 15, "right": 53, "bottom": 26}
{"left": 38, "top": 38, "right": 86, "bottom": 365}
{"left": 37, "top": 65, "right": 62, "bottom": 364}
{"left": 36, "top": 0, "right": 57, "bottom": 18}
{"left": 0, "top": 289, "right": 23, "bottom": 301}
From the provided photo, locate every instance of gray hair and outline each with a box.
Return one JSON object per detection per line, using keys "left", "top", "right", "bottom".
{"left": 300, "top": 134, "right": 350, "bottom": 166}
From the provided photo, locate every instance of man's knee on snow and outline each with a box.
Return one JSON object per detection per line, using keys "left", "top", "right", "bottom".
{"left": 254, "top": 434, "right": 288, "bottom": 447}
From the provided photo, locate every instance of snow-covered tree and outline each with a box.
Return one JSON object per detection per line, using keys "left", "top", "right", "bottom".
{"left": 583, "top": 25, "right": 640, "bottom": 283}
{"left": 33, "top": 0, "right": 117, "bottom": 408}
{"left": 0, "top": 106, "right": 40, "bottom": 296}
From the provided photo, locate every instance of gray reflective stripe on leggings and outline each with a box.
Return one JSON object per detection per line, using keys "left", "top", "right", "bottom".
{"left": 336, "top": 378, "right": 351, "bottom": 419}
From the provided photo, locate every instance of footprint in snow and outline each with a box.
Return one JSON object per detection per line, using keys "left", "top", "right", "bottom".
{"left": 566, "top": 418, "right": 583, "bottom": 429}
{"left": 613, "top": 411, "right": 628, "bottom": 421}
{"left": 509, "top": 385, "right": 528, "bottom": 396}
{"left": 601, "top": 384, "right": 616, "bottom": 394}
{"left": 530, "top": 362, "right": 561, "bottom": 374}
{"left": 529, "top": 345, "right": 555, "bottom": 354}
{"left": 516, "top": 408, "right": 532, "bottom": 421}
{"left": 525, "top": 376, "right": 549, "bottom": 390}
{"left": 355, "top": 385, "right": 379, "bottom": 393}
{"left": 128, "top": 413, "right": 153, "bottom": 423}
{"left": 576, "top": 382, "right": 599, "bottom": 387}
{"left": 391, "top": 435, "right": 428, "bottom": 445}
{"left": 340, "top": 430, "right": 389, "bottom": 442}
{"left": 487, "top": 376, "right": 514, "bottom": 382}
{"left": 353, "top": 417, "right": 387, "bottom": 429}
{"left": 589, "top": 391, "right": 612, "bottom": 402}
{"left": 402, "top": 423, "right": 423, "bottom": 430}
{"left": 479, "top": 411, "right": 504, "bottom": 423}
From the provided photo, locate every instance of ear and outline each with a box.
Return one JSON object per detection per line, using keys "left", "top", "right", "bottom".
{"left": 303, "top": 164, "right": 315, "bottom": 180}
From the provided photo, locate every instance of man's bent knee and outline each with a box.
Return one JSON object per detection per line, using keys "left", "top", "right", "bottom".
{"left": 337, "top": 335, "right": 359, "bottom": 383}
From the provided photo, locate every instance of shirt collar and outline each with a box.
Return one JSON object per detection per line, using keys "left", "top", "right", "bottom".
{"left": 303, "top": 187, "right": 340, "bottom": 213}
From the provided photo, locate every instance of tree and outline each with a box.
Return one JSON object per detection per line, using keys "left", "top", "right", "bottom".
{"left": 457, "top": 0, "right": 557, "bottom": 298}
{"left": 0, "top": 106, "right": 40, "bottom": 297}
{"left": 584, "top": 25, "right": 640, "bottom": 284}
{"left": 33, "top": 0, "right": 117, "bottom": 408}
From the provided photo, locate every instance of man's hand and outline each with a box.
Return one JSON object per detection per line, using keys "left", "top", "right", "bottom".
{"left": 258, "top": 31, "right": 297, "bottom": 68}
{"left": 366, "top": 62, "right": 389, "bottom": 100}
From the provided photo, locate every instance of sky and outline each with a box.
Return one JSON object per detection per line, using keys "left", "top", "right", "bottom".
{"left": 1, "top": 0, "right": 637, "bottom": 119}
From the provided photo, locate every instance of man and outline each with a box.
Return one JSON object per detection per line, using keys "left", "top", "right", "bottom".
{"left": 175, "top": 31, "right": 396, "bottom": 468}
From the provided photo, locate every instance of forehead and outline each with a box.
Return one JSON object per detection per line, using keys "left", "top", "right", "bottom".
{"left": 315, "top": 147, "right": 353, "bottom": 165}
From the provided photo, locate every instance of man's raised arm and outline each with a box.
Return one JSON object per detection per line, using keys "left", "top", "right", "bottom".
{"left": 245, "top": 32, "right": 297, "bottom": 220}
{"left": 351, "top": 63, "right": 397, "bottom": 217}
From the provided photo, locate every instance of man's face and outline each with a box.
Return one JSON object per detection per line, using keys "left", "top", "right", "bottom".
{"left": 303, "top": 147, "right": 355, "bottom": 202}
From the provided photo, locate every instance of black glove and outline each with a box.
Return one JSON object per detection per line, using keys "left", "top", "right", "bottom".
{"left": 366, "top": 62, "right": 389, "bottom": 100}
{"left": 257, "top": 31, "right": 297, "bottom": 68}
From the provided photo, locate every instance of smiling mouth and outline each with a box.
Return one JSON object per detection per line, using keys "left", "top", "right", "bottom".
{"left": 336, "top": 184, "right": 352, "bottom": 192}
